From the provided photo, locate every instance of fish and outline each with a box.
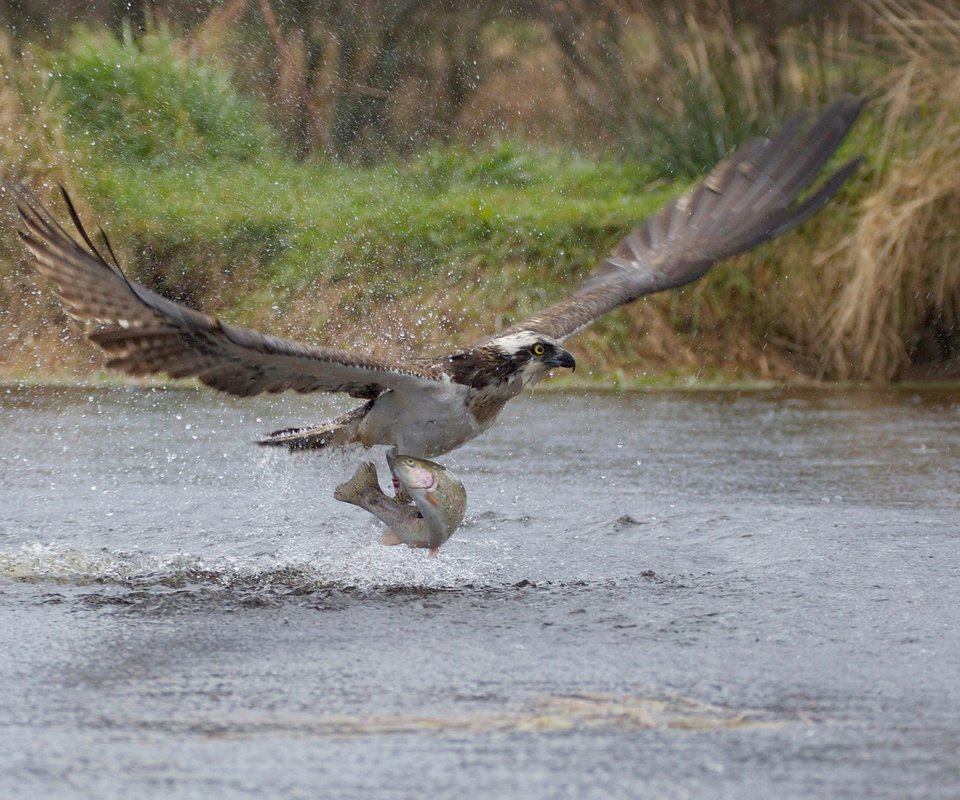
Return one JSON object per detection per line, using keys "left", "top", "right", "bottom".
{"left": 334, "top": 449, "right": 467, "bottom": 556}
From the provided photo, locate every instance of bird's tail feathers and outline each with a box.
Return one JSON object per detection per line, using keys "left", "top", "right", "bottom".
{"left": 256, "top": 403, "right": 370, "bottom": 451}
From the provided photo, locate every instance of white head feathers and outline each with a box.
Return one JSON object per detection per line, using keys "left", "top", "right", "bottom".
{"left": 489, "top": 330, "right": 553, "bottom": 355}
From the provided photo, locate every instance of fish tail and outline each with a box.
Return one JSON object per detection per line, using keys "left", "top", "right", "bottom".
{"left": 333, "top": 462, "right": 380, "bottom": 506}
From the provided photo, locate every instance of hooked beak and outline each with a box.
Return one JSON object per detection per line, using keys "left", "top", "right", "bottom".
{"left": 545, "top": 348, "right": 576, "bottom": 372}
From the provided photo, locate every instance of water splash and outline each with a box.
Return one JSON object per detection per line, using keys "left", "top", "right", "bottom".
{"left": 0, "top": 539, "right": 505, "bottom": 595}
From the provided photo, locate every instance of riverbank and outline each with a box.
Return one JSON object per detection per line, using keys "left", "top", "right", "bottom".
{"left": 2, "top": 12, "right": 959, "bottom": 384}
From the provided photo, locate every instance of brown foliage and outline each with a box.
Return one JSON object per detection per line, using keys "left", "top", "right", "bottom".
{"left": 821, "top": 0, "right": 960, "bottom": 381}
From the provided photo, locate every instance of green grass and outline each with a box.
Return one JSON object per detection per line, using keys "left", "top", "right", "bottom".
{"left": 44, "top": 24, "right": 667, "bottom": 310}
{"left": 80, "top": 143, "right": 672, "bottom": 326}
{"left": 2, "top": 25, "right": 696, "bottom": 372}
{"left": 52, "top": 26, "right": 279, "bottom": 166}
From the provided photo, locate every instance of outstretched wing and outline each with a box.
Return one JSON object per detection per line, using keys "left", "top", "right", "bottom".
{"left": 14, "top": 185, "right": 442, "bottom": 398}
{"left": 495, "top": 95, "right": 866, "bottom": 343}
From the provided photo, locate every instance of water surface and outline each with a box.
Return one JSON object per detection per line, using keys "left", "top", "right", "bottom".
{"left": 1, "top": 385, "right": 958, "bottom": 799}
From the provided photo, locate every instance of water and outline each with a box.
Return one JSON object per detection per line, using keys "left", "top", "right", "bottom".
{"left": 1, "top": 384, "right": 959, "bottom": 799}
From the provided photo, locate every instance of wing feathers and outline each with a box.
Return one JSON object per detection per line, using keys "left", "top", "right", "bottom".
{"left": 496, "top": 96, "right": 864, "bottom": 343}
{"left": 14, "top": 184, "right": 443, "bottom": 398}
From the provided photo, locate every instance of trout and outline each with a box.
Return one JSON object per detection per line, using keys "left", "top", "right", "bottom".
{"left": 334, "top": 450, "right": 467, "bottom": 556}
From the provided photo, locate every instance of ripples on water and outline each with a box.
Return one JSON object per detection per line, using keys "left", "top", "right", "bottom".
{"left": 2, "top": 384, "right": 960, "bottom": 799}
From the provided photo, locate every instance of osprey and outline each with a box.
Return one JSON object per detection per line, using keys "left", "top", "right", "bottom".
{"left": 14, "top": 97, "right": 863, "bottom": 463}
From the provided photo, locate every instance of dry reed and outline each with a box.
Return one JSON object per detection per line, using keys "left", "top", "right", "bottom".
{"left": 821, "top": 0, "right": 960, "bottom": 380}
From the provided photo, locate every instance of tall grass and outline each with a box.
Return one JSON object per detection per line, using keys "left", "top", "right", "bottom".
{"left": 554, "top": 2, "right": 874, "bottom": 181}
{"left": 0, "top": 31, "right": 82, "bottom": 377}
{"left": 821, "top": 0, "right": 960, "bottom": 380}
{"left": 0, "top": 33, "right": 69, "bottom": 185}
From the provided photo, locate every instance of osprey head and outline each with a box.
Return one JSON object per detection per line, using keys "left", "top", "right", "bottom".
{"left": 488, "top": 331, "right": 576, "bottom": 387}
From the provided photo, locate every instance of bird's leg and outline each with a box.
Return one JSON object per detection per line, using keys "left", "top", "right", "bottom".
{"left": 392, "top": 474, "right": 414, "bottom": 505}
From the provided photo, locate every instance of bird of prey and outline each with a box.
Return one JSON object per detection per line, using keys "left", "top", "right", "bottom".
{"left": 14, "top": 97, "right": 864, "bottom": 464}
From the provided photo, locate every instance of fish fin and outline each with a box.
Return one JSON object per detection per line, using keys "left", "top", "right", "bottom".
{"left": 381, "top": 529, "right": 404, "bottom": 546}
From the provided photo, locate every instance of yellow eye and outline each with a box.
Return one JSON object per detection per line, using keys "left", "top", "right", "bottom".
{"left": 532, "top": 343, "right": 546, "bottom": 357}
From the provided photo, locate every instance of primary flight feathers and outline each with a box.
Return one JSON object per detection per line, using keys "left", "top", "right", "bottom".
{"left": 496, "top": 95, "right": 864, "bottom": 343}
{"left": 15, "top": 188, "right": 444, "bottom": 398}
{"left": 14, "top": 95, "right": 864, "bottom": 452}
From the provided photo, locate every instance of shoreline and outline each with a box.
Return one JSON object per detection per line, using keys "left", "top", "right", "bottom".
{"left": 3, "top": 370, "right": 958, "bottom": 394}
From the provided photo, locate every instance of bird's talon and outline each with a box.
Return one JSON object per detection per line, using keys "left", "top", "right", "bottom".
{"left": 392, "top": 475, "right": 414, "bottom": 504}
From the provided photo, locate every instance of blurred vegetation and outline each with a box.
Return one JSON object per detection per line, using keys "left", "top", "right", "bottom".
{"left": 52, "top": 26, "right": 279, "bottom": 166}
{"left": 0, "top": 0, "right": 958, "bottom": 384}
{"left": 2, "top": 0, "right": 867, "bottom": 163}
